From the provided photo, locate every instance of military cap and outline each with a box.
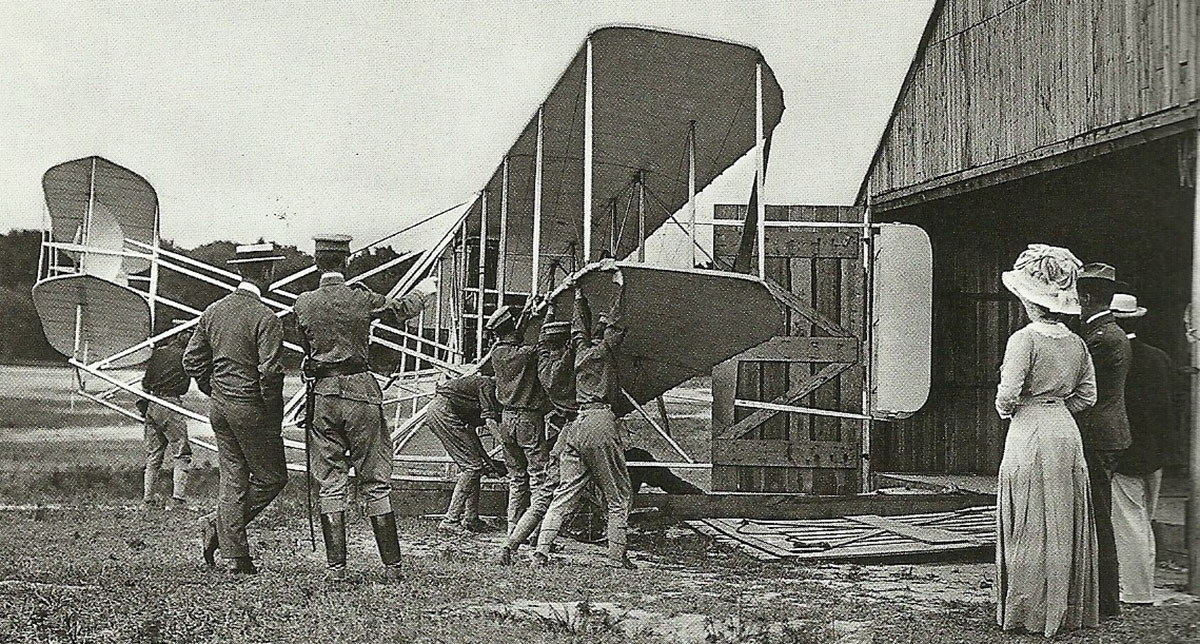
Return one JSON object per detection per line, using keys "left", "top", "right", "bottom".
{"left": 542, "top": 320, "right": 570, "bottom": 336}
{"left": 313, "top": 234, "right": 353, "bottom": 254}
{"left": 227, "top": 242, "right": 284, "bottom": 265}
{"left": 485, "top": 306, "right": 516, "bottom": 331}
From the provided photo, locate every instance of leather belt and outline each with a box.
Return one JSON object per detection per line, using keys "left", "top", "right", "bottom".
{"left": 578, "top": 402, "right": 611, "bottom": 411}
{"left": 306, "top": 358, "right": 369, "bottom": 380}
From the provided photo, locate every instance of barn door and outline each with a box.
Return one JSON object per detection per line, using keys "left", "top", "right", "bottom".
{"left": 711, "top": 205, "right": 866, "bottom": 494}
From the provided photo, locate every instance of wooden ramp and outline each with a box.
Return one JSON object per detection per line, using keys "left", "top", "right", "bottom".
{"left": 688, "top": 505, "right": 994, "bottom": 562}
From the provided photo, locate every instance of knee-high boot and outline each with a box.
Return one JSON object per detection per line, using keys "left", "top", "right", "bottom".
{"left": 320, "top": 512, "right": 347, "bottom": 581}
{"left": 370, "top": 512, "right": 404, "bottom": 581}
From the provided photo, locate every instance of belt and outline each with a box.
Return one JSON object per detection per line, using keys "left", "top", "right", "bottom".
{"left": 306, "top": 358, "right": 369, "bottom": 380}
{"left": 578, "top": 402, "right": 611, "bottom": 411}
{"left": 1021, "top": 397, "right": 1064, "bottom": 406}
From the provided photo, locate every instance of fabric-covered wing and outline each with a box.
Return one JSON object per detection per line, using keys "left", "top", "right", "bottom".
{"left": 467, "top": 26, "right": 785, "bottom": 291}
{"left": 549, "top": 262, "right": 784, "bottom": 416}
{"left": 32, "top": 274, "right": 152, "bottom": 368}
{"left": 43, "top": 156, "right": 158, "bottom": 280}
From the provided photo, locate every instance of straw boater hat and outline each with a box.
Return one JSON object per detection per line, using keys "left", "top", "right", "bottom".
{"left": 1109, "top": 293, "right": 1147, "bottom": 318}
{"left": 227, "top": 242, "right": 285, "bottom": 265}
{"left": 1001, "top": 244, "right": 1083, "bottom": 315}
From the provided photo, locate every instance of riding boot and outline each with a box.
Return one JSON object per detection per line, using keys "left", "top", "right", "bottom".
{"left": 369, "top": 512, "right": 404, "bottom": 581}
{"left": 320, "top": 512, "right": 347, "bottom": 582}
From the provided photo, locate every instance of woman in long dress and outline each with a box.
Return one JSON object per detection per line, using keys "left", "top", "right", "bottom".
{"left": 995, "top": 244, "right": 1100, "bottom": 637}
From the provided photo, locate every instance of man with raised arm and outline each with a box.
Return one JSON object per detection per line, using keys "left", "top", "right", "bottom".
{"left": 533, "top": 260, "right": 636, "bottom": 569}
{"left": 293, "top": 234, "right": 436, "bottom": 581}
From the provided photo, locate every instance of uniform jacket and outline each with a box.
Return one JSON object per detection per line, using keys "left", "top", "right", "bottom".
{"left": 572, "top": 291, "right": 626, "bottom": 406}
{"left": 493, "top": 337, "right": 548, "bottom": 412}
{"left": 293, "top": 272, "right": 427, "bottom": 403}
{"left": 183, "top": 286, "right": 284, "bottom": 406}
{"left": 1076, "top": 311, "right": 1132, "bottom": 451}
{"left": 537, "top": 324, "right": 577, "bottom": 415}
{"left": 142, "top": 342, "right": 190, "bottom": 397}
{"left": 435, "top": 374, "right": 500, "bottom": 427}
{"left": 1117, "top": 334, "right": 1174, "bottom": 475}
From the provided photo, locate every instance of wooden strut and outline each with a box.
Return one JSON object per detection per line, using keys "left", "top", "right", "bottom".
{"left": 622, "top": 389, "right": 695, "bottom": 464}
{"left": 716, "top": 362, "right": 853, "bottom": 441}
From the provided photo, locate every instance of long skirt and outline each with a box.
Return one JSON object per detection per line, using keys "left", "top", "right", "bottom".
{"left": 996, "top": 401, "right": 1099, "bottom": 637}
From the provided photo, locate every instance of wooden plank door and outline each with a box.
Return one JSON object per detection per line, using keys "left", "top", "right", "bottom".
{"left": 711, "top": 204, "right": 866, "bottom": 494}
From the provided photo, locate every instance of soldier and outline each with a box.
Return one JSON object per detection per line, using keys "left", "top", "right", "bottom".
{"left": 496, "top": 316, "right": 575, "bottom": 563}
{"left": 293, "top": 234, "right": 436, "bottom": 581}
{"left": 488, "top": 304, "right": 550, "bottom": 536}
{"left": 184, "top": 243, "right": 288, "bottom": 575}
{"left": 426, "top": 372, "right": 502, "bottom": 533}
{"left": 533, "top": 261, "right": 636, "bottom": 569}
{"left": 139, "top": 322, "right": 193, "bottom": 510}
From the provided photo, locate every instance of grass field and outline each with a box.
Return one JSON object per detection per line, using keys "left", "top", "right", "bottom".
{"left": 2, "top": 366, "right": 1198, "bottom": 642}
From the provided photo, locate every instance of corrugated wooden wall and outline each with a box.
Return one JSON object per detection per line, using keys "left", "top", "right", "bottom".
{"left": 711, "top": 204, "right": 866, "bottom": 494}
{"left": 870, "top": 0, "right": 1200, "bottom": 199}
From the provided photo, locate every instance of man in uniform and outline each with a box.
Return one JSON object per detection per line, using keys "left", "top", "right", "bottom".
{"left": 488, "top": 304, "right": 550, "bottom": 535}
{"left": 1109, "top": 292, "right": 1174, "bottom": 604}
{"left": 139, "top": 323, "right": 193, "bottom": 509}
{"left": 534, "top": 260, "right": 636, "bottom": 569}
{"left": 425, "top": 371, "right": 502, "bottom": 534}
{"left": 496, "top": 316, "right": 575, "bottom": 563}
{"left": 293, "top": 234, "right": 436, "bottom": 581}
{"left": 184, "top": 243, "right": 288, "bottom": 575}
{"left": 1075, "top": 262, "right": 1133, "bottom": 617}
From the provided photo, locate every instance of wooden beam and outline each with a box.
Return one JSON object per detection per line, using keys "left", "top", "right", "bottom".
{"left": 762, "top": 279, "right": 853, "bottom": 338}
{"left": 716, "top": 362, "right": 852, "bottom": 440}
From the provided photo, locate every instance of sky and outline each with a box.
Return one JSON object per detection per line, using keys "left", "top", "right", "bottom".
{"left": 0, "top": 1, "right": 934, "bottom": 256}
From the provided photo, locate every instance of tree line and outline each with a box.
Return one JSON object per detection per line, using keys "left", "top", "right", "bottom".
{"left": 0, "top": 229, "right": 416, "bottom": 366}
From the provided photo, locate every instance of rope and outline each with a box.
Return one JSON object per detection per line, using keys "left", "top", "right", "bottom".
{"left": 352, "top": 200, "right": 469, "bottom": 255}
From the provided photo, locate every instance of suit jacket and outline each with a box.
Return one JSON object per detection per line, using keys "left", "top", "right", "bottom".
{"left": 1075, "top": 312, "right": 1132, "bottom": 451}
{"left": 1117, "top": 335, "right": 1174, "bottom": 474}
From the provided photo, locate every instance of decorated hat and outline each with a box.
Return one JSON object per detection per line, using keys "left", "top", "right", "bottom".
{"left": 1000, "top": 244, "right": 1083, "bottom": 315}
{"left": 1109, "top": 293, "right": 1147, "bottom": 318}
{"left": 1079, "top": 262, "right": 1118, "bottom": 282}
{"left": 542, "top": 320, "right": 570, "bottom": 336}
{"left": 485, "top": 305, "right": 516, "bottom": 331}
{"left": 227, "top": 242, "right": 284, "bottom": 265}
{"left": 314, "top": 234, "right": 352, "bottom": 254}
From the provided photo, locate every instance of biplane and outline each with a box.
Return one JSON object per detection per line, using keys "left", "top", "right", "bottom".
{"left": 31, "top": 26, "right": 813, "bottom": 482}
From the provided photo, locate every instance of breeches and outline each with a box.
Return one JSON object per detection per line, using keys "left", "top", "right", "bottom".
{"left": 497, "top": 409, "right": 547, "bottom": 529}
{"left": 144, "top": 398, "right": 192, "bottom": 471}
{"left": 309, "top": 394, "right": 394, "bottom": 516}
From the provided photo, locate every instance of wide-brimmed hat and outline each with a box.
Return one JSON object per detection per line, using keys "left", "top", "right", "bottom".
{"left": 227, "top": 242, "right": 284, "bottom": 265}
{"left": 1079, "top": 262, "right": 1117, "bottom": 283}
{"left": 1001, "top": 244, "right": 1083, "bottom": 315}
{"left": 1110, "top": 293, "right": 1147, "bottom": 318}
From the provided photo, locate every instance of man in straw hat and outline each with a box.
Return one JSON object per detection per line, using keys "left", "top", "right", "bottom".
{"left": 1076, "top": 262, "right": 1133, "bottom": 617}
{"left": 488, "top": 303, "right": 550, "bottom": 537}
{"left": 184, "top": 242, "right": 288, "bottom": 575}
{"left": 139, "top": 319, "right": 194, "bottom": 510}
{"left": 292, "top": 233, "right": 437, "bottom": 581}
{"left": 1109, "top": 291, "right": 1174, "bottom": 604}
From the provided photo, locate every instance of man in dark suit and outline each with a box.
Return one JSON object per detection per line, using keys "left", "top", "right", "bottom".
{"left": 1109, "top": 292, "right": 1173, "bottom": 604}
{"left": 1075, "top": 263, "right": 1132, "bottom": 617}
